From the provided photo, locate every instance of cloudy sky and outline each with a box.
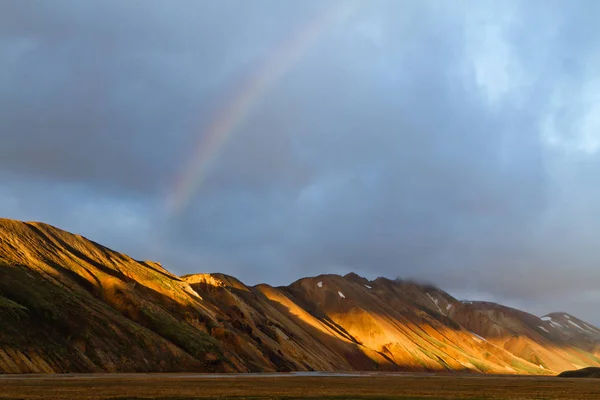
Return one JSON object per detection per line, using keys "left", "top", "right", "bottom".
{"left": 1, "top": 0, "right": 600, "bottom": 323}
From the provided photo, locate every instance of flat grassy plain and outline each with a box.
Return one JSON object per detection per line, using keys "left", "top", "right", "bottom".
{"left": 0, "top": 373, "right": 598, "bottom": 400}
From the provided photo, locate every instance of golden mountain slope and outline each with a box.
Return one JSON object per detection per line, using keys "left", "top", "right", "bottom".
{"left": 0, "top": 218, "right": 598, "bottom": 374}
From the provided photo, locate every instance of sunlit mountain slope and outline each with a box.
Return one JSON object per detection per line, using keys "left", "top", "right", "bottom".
{"left": 0, "top": 218, "right": 598, "bottom": 374}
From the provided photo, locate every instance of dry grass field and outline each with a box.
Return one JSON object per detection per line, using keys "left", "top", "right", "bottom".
{"left": 0, "top": 373, "right": 599, "bottom": 400}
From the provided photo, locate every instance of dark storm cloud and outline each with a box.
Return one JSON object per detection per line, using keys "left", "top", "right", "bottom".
{"left": 1, "top": 0, "right": 600, "bottom": 323}
{"left": 0, "top": 0, "right": 315, "bottom": 195}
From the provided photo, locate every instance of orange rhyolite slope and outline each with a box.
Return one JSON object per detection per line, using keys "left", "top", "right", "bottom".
{"left": 0, "top": 218, "right": 598, "bottom": 374}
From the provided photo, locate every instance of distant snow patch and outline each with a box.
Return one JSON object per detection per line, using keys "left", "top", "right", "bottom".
{"left": 427, "top": 293, "right": 439, "bottom": 305}
{"left": 470, "top": 332, "right": 487, "bottom": 343}
{"left": 446, "top": 304, "right": 452, "bottom": 310}
{"left": 564, "top": 314, "right": 571, "bottom": 319}
{"left": 538, "top": 326, "right": 549, "bottom": 333}
{"left": 541, "top": 316, "right": 552, "bottom": 321}
{"left": 317, "top": 281, "right": 323, "bottom": 288}
{"left": 462, "top": 301, "right": 473, "bottom": 304}
{"left": 550, "top": 321, "right": 563, "bottom": 329}
{"left": 567, "top": 320, "right": 584, "bottom": 330}
{"left": 338, "top": 291, "right": 346, "bottom": 298}
{"left": 426, "top": 293, "right": 446, "bottom": 315}
{"left": 364, "top": 284, "right": 372, "bottom": 289}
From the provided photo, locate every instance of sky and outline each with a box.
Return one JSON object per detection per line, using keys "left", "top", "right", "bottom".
{"left": 1, "top": 0, "right": 600, "bottom": 324}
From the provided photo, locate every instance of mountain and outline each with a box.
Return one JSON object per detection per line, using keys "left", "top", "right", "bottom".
{"left": 558, "top": 367, "right": 600, "bottom": 378}
{"left": 0, "top": 218, "right": 599, "bottom": 374}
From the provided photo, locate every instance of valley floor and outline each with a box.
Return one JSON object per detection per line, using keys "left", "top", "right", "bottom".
{"left": 0, "top": 373, "right": 599, "bottom": 400}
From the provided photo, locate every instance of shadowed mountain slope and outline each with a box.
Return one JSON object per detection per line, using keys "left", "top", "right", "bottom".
{"left": 0, "top": 218, "right": 598, "bottom": 374}
{"left": 558, "top": 366, "right": 600, "bottom": 378}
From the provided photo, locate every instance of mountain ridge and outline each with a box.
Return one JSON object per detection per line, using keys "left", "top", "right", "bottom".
{"left": 0, "top": 218, "right": 598, "bottom": 374}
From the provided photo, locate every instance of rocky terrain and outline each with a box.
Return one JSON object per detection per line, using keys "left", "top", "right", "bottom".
{"left": 0, "top": 218, "right": 599, "bottom": 374}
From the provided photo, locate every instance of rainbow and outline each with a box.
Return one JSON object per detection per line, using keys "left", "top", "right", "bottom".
{"left": 167, "top": 1, "right": 361, "bottom": 216}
